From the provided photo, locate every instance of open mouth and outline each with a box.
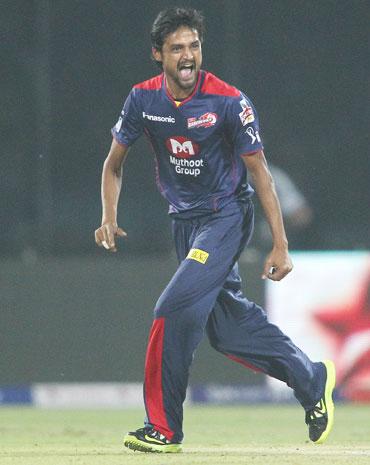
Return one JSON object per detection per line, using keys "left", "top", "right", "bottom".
{"left": 178, "top": 63, "right": 194, "bottom": 80}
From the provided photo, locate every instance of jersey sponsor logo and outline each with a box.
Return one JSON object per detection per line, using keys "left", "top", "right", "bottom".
{"left": 142, "top": 111, "right": 175, "bottom": 123}
{"left": 165, "top": 136, "right": 200, "bottom": 158}
{"left": 169, "top": 156, "right": 204, "bottom": 177}
{"left": 166, "top": 137, "right": 203, "bottom": 177}
{"left": 245, "top": 127, "right": 261, "bottom": 144}
{"left": 187, "top": 112, "right": 218, "bottom": 129}
{"left": 239, "top": 98, "right": 255, "bottom": 126}
{"left": 186, "top": 248, "right": 209, "bottom": 264}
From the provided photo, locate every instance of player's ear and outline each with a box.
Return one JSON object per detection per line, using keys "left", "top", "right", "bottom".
{"left": 152, "top": 47, "right": 162, "bottom": 64}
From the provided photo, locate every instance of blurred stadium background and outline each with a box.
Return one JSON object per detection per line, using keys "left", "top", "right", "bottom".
{"left": 1, "top": 0, "right": 369, "bottom": 409}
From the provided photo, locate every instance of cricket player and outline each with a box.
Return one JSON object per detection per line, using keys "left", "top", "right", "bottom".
{"left": 94, "top": 7, "right": 335, "bottom": 453}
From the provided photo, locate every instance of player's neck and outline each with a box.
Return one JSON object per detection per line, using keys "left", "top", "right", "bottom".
{"left": 165, "top": 74, "right": 198, "bottom": 100}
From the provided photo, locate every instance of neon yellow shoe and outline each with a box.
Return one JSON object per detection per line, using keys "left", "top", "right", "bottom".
{"left": 123, "top": 427, "right": 182, "bottom": 453}
{"left": 305, "top": 360, "right": 336, "bottom": 444}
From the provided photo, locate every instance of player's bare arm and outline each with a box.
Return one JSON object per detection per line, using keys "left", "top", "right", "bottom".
{"left": 243, "top": 150, "right": 293, "bottom": 281}
{"left": 94, "top": 138, "right": 128, "bottom": 252}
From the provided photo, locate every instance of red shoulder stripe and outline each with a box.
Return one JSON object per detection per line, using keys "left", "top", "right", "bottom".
{"left": 200, "top": 71, "right": 240, "bottom": 97}
{"left": 134, "top": 74, "right": 163, "bottom": 90}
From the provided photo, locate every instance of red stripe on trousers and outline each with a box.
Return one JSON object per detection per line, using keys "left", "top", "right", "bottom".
{"left": 144, "top": 317, "right": 174, "bottom": 440}
{"left": 226, "top": 354, "right": 264, "bottom": 373}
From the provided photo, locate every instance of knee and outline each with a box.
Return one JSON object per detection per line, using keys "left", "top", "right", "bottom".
{"left": 154, "top": 305, "right": 207, "bottom": 333}
{"left": 153, "top": 288, "right": 183, "bottom": 319}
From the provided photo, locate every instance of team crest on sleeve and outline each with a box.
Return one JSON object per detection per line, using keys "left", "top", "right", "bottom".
{"left": 114, "top": 110, "right": 125, "bottom": 131}
{"left": 245, "top": 127, "right": 261, "bottom": 144}
{"left": 187, "top": 112, "right": 218, "bottom": 129}
{"left": 239, "top": 99, "right": 255, "bottom": 126}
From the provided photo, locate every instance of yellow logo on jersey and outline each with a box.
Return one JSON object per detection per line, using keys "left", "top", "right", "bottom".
{"left": 187, "top": 248, "right": 209, "bottom": 264}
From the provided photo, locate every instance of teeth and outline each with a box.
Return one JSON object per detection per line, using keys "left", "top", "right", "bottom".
{"left": 180, "top": 64, "right": 193, "bottom": 70}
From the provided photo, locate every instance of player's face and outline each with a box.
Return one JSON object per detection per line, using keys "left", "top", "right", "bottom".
{"left": 153, "top": 26, "right": 202, "bottom": 98}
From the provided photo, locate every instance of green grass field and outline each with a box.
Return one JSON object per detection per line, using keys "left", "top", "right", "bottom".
{"left": 1, "top": 404, "right": 370, "bottom": 465}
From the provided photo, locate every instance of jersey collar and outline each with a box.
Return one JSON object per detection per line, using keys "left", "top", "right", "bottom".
{"left": 163, "top": 71, "right": 203, "bottom": 108}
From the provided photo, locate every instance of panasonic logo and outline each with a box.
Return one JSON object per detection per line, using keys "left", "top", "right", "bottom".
{"left": 142, "top": 112, "right": 175, "bottom": 123}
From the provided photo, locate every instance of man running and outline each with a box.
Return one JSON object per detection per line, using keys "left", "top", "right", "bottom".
{"left": 94, "top": 7, "right": 335, "bottom": 454}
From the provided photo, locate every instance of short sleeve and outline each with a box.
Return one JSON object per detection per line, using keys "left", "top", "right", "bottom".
{"left": 226, "top": 91, "right": 264, "bottom": 157}
{"left": 111, "top": 89, "right": 144, "bottom": 147}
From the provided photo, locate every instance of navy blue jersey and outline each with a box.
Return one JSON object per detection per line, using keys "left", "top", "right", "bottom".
{"left": 112, "top": 70, "right": 263, "bottom": 216}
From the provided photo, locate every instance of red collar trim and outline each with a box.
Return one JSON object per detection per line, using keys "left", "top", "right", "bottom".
{"left": 164, "top": 71, "right": 202, "bottom": 108}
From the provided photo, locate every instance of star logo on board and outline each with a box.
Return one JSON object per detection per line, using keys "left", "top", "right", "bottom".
{"left": 313, "top": 271, "right": 370, "bottom": 401}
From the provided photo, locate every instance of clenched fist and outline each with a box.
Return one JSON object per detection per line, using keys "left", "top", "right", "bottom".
{"left": 95, "top": 222, "right": 127, "bottom": 252}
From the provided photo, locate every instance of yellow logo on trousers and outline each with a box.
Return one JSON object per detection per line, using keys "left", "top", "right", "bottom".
{"left": 186, "top": 248, "right": 209, "bottom": 264}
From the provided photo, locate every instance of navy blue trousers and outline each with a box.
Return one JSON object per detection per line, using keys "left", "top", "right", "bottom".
{"left": 144, "top": 200, "right": 324, "bottom": 443}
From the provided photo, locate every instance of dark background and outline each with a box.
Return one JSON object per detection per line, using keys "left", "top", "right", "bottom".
{"left": 1, "top": 0, "right": 369, "bottom": 383}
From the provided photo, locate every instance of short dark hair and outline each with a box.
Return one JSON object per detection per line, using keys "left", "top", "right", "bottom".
{"left": 150, "top": 7, "right": 205, "bottom": 52}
